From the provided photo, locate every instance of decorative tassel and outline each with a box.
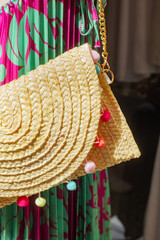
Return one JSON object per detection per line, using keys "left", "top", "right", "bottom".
{"left": 66, "top": 181, "right": 77, "bottom": 191}
{"left": 17, "top": 196, "right": 29, "bottom": 207}
{"left": 84, "top": 160, "right": 96, "bottom": 173}
{"left": 35, "top": 193, "right": 46, "bottom": 207}
{"left": 101, "top": 109, "right": 111, "bottom": 122}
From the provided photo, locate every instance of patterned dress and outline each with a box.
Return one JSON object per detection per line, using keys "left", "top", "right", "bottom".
{"left": 0, "top": 0, "right": 111, "bottom": 239}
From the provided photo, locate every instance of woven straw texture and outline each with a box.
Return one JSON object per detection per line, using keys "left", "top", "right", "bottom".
{"left": 0, "top": 43, "right": 140, "bottom": 207}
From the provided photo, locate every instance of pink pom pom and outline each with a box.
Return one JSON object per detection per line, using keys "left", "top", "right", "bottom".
{"left": 84, "top": 161, "right": 96, "bottom": 173}
{"left": 100, "top": 109, "right": 111, "bottom": 122}
{"left": 17, "top": 196, "right": 29, "bottom": 207}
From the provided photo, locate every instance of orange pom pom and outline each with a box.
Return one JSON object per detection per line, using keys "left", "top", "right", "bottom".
{"left": 95, "top": 137, "right": 105, "bottom": 148}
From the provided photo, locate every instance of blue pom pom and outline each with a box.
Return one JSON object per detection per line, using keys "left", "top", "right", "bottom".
{"left": 96, "top": 65, "right": 101, "bottom": 75}
{"left": 67, "top": 181, "right": 77, "bottom": 191}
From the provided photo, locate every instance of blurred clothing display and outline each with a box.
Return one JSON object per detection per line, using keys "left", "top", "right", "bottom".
{"left": 106, "top": 0, "right": 160, "bottom": 82}
{"left": 111, "top": 215, "right": 125, "bottom": 240}
{"left": 105, "top": 0, "right": 160, "bottom": 238}
{"left": 143, "top": 137, "right": 160, "bottom": 240}
{"left": 150, "top": 0, "right": 160, "bottom": 65}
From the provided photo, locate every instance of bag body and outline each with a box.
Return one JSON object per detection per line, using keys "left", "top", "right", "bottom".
{"left": 0, "top": 43, "right": 140, "bottom": 207}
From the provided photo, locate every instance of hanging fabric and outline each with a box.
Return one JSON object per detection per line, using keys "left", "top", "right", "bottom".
{"left": 0, "top": 0, "right": 112, "bottom": 239}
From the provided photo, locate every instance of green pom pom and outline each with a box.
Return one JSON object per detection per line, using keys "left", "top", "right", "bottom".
{"left": 96, "top": 65, "right": 101, "bottom": 75}
{"left": 35, "top": 197, "right": 46, "bottom": 207}
{"left": 67, "top": 181, "right": 77, "bottom": 191}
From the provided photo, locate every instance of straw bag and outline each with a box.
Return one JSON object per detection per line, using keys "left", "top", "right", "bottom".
{"left": 0, "top": 1, "right": 140, "bottom": 208}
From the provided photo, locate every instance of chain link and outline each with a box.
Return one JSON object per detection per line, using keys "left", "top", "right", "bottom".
{"left": 98, "top": 0, "right": 114, "bottom": 83}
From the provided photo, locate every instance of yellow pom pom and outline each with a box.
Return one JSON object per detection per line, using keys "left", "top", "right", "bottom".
{"left": 35, "top": 197, "right": 46, "bottom": 207}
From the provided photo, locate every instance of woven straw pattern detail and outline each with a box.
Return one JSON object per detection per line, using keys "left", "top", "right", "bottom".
{"left": 0, "top": 44, "right": 101, "bottom": 200}
{"left": 0, "top": 197, "right": 17, "bottom": 208}
{"left": 71, "top": 73, "right": 141, "bottom": 179}
{"left": 98, "top": 73, "right": 140, "bottom": 166}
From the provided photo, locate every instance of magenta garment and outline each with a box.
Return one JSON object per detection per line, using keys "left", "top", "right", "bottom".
{"left": 0, "top": 1, "right": 112, "bottom": 239}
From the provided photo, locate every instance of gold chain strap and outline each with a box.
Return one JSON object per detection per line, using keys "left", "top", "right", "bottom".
{"left": 98, "top": 0, "right": 114, "bottom": 84}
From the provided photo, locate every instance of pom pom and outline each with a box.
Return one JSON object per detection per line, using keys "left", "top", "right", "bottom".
{"left": 100, "top": 109, "right": 111, "bottom": 122}
{"left": 84, "top": 161, "right": 96, "bottom": 173}
{"left": 35, "top": 197, "right": 46, "bottom": 207}
{"left": 95, "top": 137, "right": 105, "bottom": 148}
{"left": 67, "top": 181, "right": 77, "bottom": 191}
{"left": 96, "top": 65, "right": 101, "bottom": 75}
{"left": 17, "top": 196, "right": 29, "bottom": 207}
